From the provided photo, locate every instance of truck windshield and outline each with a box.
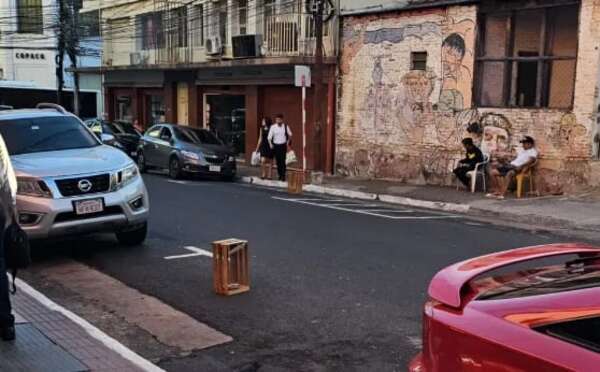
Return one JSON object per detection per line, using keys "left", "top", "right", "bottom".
{"left": 0, "top": 116, "right": 99, "bottom": 155}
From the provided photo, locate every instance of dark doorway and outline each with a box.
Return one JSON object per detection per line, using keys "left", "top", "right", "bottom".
{"left": 205, "top": 94, "right": 245, "bottom": 156}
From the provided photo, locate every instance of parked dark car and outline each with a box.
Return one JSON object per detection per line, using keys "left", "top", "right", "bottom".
{"left": 84, "top": 119, "right": 141, "bottom": 159}
{"left": 137, "top": 124, "right": 236, "bottom": 180}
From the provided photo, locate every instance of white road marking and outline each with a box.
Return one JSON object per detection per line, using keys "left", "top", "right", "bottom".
{"left": 164, "top": 246, "right": 213, "bottom": 260}
{"left": 322, "top": 203, "right": 381, "bottom": 207}
{"left": 273, "top": 197, "right": 460, "bottom": 220}
{"left": 360, "top": 209, "right": 415, "bottom": 213}
{"left": 14, "top": 277, "right": 165, "bottom": 372}
{"left": 290, "top": 198, "right": 346, "bottom": 202}
{"left": 166, "top": 179, "right": 209, "bottom": 186}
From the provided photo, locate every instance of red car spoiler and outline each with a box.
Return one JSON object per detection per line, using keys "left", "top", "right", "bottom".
{"left": 428, "top": 243, "right": 600, "bottom": 308}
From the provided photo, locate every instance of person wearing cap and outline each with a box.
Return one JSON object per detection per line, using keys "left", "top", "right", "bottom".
{"left": 487, "top": 136, "right": 538, "bottom": 199}
{"left": 453, "top": 138, "right": 484, "bottom": 189}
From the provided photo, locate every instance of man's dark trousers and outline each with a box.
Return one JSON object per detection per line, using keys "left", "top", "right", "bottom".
{"left": 454, "top": 165, "right": 474, "bottom": 188}
{"left": 273, "top": 144, "right": 287, "bottom": 181}
{"left": 0, "top": 212, "right": 13, "bottom": 329}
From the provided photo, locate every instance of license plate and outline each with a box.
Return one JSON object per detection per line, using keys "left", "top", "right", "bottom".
{"left": 74, "top": 198, "right": 104, "bottom": 215}
{"left": 209, "top": 165, "right": 221, "bottom": 172}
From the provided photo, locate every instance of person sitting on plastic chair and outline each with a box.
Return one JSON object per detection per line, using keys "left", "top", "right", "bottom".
{"left": 453, "top": 138, "right": 484, "bottom": 190}
{"left": 487, "top": 136, "right": 538, "bottom": 200}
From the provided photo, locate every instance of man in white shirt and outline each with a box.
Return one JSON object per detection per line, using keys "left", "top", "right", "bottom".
{"left": 487, "top": 136, "right": 538, "bottom": 199}
{"left": 268, "top": 114, "right": 292, "bottom": 181}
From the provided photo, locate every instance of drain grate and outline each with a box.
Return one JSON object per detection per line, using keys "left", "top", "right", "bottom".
{"left": 0, "top": 324, "right": 88, "bottom": 372}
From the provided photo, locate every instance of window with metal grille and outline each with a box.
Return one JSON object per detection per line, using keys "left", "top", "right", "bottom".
{"left": 475, "top": 1, "right": 579, "bottom": 109}
{"left": 191, "top": 5, "right": 204, "bottom": 47}
{"left": 170, "top": 7, "right": 188, "bottom": 48}
{"left": 411, "top": 52, "right": 428, "bottom": 71}
{"left": 238, "top": 0, "right": 248, "bottom": 35}
{"left": 80, "top": 10, "right": 100, "bottom": 38}
{"left": 138, "top": 12, "right": 165, "bottom": 50}
{"left": 17, "top": 0, "right": 43, "bottom": 34}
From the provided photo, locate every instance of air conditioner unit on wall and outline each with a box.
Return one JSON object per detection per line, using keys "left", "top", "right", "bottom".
{"left": 206, "top": 37, "right": 223, "bottom": 56}
{"left": 130, "top": 52, "right": 149, "bottom": 66}
{"left": 232, "top": 35, "right": 262, "bottom": 58}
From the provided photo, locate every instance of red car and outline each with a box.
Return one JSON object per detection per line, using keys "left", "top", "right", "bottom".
{"left": 409, "top": 243, "right": 600, "bottom": 372}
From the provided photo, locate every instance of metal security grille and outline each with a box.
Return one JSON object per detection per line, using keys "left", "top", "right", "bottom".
{"left": 55, "top": 174, "right": 110, "bottom": 197}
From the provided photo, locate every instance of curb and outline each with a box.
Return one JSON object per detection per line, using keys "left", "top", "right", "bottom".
{"left": 15, "top": 278, "right": 165, "bottom": 372}
{"left": 239, "top": 176, "right": 469, "bottom": 214}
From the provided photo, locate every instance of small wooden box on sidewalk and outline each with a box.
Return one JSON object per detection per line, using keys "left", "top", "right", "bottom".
{"left": 212, "top": 239, "right": 250, "bottom": 296}
{"left": 286, "top": 168, "right": 305, "bottom": 194}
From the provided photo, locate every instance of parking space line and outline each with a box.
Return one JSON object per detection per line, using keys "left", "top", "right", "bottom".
{"left": 323, "top": 203, "right": 381, "bottom": 207}
{"left": 273, "top": 197, "right": 460, "bottom": 220}
{"left": 289, "top": 198, "right": 346, "bottom": 202}
{"left": 164, "top": 246, "right": 213, "bottom": 260}
{"left": 359, "top": 209, "right": 415, "bottom": 213}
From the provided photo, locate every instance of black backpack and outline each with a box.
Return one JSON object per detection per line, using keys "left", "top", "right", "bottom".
{"left": 4, "top": 220, "right": 30, "bottom": 294}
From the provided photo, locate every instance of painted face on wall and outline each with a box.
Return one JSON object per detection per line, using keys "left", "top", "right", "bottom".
{"left": 482, "top": 126, "right": 510, "bottom": 154}
{"left": 402, "top": 70, "right": 434, "bottom": 104}
{"left": 441, "top": 33, "right": 466, "bottom": 81}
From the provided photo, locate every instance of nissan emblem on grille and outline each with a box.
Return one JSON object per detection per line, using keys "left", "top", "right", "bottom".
{"left": 78, "top": 179, "right": 92, "bottom": 192}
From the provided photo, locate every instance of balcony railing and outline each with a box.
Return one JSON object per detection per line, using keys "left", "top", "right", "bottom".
{"left": 102, "top": 13, "right": 338, "bottom": 67}
{"left": 263, "top": 13, "right": 337, "bottom": 58}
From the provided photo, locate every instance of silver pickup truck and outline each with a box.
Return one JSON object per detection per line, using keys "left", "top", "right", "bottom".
{"left": 0, "top": 104, "right": 149, "bottom": 245}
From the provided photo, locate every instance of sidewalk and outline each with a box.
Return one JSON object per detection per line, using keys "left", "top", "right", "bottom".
{"left": 238, "top": 165, "right": 600, "bottom": 236}
{"left": 0, "top": 279, "right": 162, "bottom": 372}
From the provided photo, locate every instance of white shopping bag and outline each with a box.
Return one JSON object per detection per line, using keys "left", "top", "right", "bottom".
{"left": 251, "top": 151, "right": 261, "bottom": 166}
{"left": 286, "top": 150, "right": 297, "bottom": 165}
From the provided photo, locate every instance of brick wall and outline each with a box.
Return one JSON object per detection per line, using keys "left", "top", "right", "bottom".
{"left": 336, "top": 1, "right": 600, "bottom": 193}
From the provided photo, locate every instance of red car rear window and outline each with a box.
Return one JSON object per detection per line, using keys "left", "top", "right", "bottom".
{"left": 535, "top": 316, "right": 600, "bottom": 353}
{"left": 477, "top": 265, "right": 600, "bottom": 301}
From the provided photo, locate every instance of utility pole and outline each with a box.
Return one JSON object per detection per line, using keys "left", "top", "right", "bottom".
{"left": 56, "top": 0, "right": 66, "bottom": 105}
{"left": 311, "top": 0, "right": 324, "bottom": 172}
{"left": 67, "top": 0, "right": 82, "bottom": 116}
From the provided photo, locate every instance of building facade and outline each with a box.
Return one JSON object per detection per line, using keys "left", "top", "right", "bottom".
{"left": 0, "top": 0, "right": 103, "bottom": 116}
{"left": 336, "top": 0, "right": 600, "bottom": 193}
{"left": 84, "top": 0, "right": 339, "bottom": 170}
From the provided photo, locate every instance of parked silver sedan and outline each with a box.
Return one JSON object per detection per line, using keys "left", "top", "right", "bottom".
{"left": 0, "top": 104, "right": 149, "bottom": 245}
{"left": 137, "top": 124, "right": 237, "bottom": 180}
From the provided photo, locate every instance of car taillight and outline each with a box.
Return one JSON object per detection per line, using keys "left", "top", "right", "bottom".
{"left": 421, "top": 299, "right": 440, "bottom": 370}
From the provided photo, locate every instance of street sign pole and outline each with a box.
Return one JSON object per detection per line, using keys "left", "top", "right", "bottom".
{"left": 295, "top": 66, "right": 311, "bottom": 172}
{"left": 302, "top": 79, "right": 307, "bottom": 171}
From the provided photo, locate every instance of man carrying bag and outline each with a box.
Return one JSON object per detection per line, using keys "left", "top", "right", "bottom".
{"left": 268, "top": 114, "right": 293, "bottom": 182}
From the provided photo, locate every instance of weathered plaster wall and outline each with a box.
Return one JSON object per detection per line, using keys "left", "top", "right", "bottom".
{"left": 337, "top": 1, "right": 600, "bottom": 193}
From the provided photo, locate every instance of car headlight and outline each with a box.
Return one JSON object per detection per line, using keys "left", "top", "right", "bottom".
{"left": 181, "top": 150, "right": 200, "bottom": 161}
{"left": 112, "top": 164, "right": 139, "bottom": 190}
{"left": 113, "top": 141, "right": 125, "bottom": 150}
{"left": 17, "top": 177, "right": 52, "bottom": 198}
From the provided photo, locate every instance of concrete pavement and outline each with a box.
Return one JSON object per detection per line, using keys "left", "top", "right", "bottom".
{"left": 1, "top": 278, "right": 161, "bottom": 372}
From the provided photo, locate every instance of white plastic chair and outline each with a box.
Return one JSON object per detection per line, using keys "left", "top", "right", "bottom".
{"left": 466, "top": 154, "right": 490, "bottom": 193}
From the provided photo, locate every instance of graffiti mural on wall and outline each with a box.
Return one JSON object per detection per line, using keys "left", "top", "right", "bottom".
{"left": 363, "top": 22, "right": 442, "bottom": 44}
{"left": 402, "top": 70, "right": 436, "bottom": 117}
{"left": 439, "top": 33, "right": 469, "bottom": 111}
{"left": 557, "top": 114, "right": 588, "bottom": 157}
{"left": 337, "top": 6, "right": 592, "bottom": 190}
{"left": 440, "top": 17, "right": 475, "bottom": 112}
{"left": 479, "top": 113, "right": 512, "bottom": 155}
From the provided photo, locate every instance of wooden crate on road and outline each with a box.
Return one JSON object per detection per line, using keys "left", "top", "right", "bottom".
{"left": 212, "top": 239, "right": 250, "bottom": 296}
{"left": 287, "top": 169, "right": 304, "bottom": 194}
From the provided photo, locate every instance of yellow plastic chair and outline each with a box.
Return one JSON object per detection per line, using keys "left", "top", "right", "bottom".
{"left": 515, "top": 159, "right": 538, "bottom": 198}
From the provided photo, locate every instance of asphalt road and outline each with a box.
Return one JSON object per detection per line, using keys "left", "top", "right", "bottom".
{"left": 25, "top": 174, "right": 562, "bottom": 371}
